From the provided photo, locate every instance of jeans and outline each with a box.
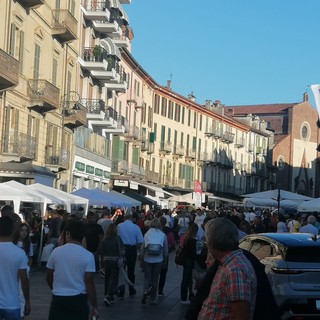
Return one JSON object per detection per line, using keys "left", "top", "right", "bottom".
{"left": 118, "top": 245, "right": 137, "bottom": 296}
{"left": 48, "top": 294, "right": 89, "bottom": 320}
{"left": 0, "top": 309, "right": 20, "bottom": 320}
{"left": 180, "top": 258, "right": 194, "bottom": 301}
{"left": 104, "top": 260, "right": 119, "bottom": 296}
{"left": 143, "top": 261, "right": 163, "bottom": 301}
{"left": 158, "top": 257, "right": 168, "bottom": 293}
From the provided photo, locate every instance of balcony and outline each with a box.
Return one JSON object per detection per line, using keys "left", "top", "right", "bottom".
{"left": 145, "top": 170, "right": 159, "bottom": 184}
{"left": 16, "top": 0, "right": 44, "bottom": 9}
{"left": 83, "top": 99, "right": 106, "bottom": 120}
{"left": 234, "top": 137, "right": 246, "bottom": 148}
{"left": 130, "top": 164, "right": 144, "bottom": 177}
{"left": 63, "top": 103, "right": 87, "bottom": 130}
{"left": 204, "top": 126, "right": 213, "bottom": 137}
{"left": 1, "top": 132, "right": 36, "bottom": 162}
{"left": 105, "top": 72, "right": 128, "bottom": 93}
{"left": 45, "top": 147, "right": 69, "bottom": 171}
{"left": 112, "top": 27, "right": 132, "bottom": 48}
{"left": 147, "top": 142, "right": 155, "bottom": 154}
{"left": 248, "top": 144, "right": 255, "bottom": 153}
{"left": 221, "top": 131, "right": 235, "bottom": 144}
{"left": 0, "top": 49, "right": 19, "bottom": 91}
{"left": 52, "top": 9, "right": 77, "bottom": 43}
{"left": 27, "top": 79, "right": 60, "bottom": 113}
{"left": 159, "top": 141, "right": 172, "bottom": 155}
{"left": 92, "top": 20, "right": 121, "bottom": 36}
{"left": 199, "top": 152, "right": 211, "bottom": 163}
{"left": 124, "top": 125, "right": 140, "bottom": 140}
{"left": 172, "top": 145, "right": 184, "bottom": 158}
{"left": 256, "top": 146, "right": 267, "bottom": 156}
{"left": 81, "top": 0, "right": 111, "bottom": 21}
{"left": 141, "top": 140, "right": 149, "bottom": 152}
{"left": 212, "top": 127, "right": 223, "bottom": 139}
{"left": 111, "top": 159, "right": 128, "bottom": 174}
{"left": 185, "top": 149, "right": 196, "bottom": 161}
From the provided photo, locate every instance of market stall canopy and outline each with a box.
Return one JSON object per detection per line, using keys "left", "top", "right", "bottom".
{"left": 168, "top": 194, "right": 196, "bottom": 204}
{"left": 297, "top": 198, "right": 320, "bottom": 212}
{"left": 243, "top": 197, "right": 303, "bottom": 209}
{"left": 1, "top": 180, "right": 60, "bottom": 216}
{"left": 241, "top": 189, "right": 312, "bottom": 201}
{"left": 123, "top": 191, "right": 157, "bottom": 206}
{"left": 29, "top": 183, "right": 89, "bottom": 214}
{"left": 108, "top": 190, "right": 141, "bottom": 207}
{"left": 0, "top": 183, "right": 45, "bottom": 214}
{"left": 72, "top": 188, "right": 114, "bottom": 207}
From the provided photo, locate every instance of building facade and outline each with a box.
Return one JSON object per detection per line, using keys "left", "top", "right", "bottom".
{"left": 226, "top": 95, "right": 320, "bottom": 197}
{"left": 0, "top": 0, "right": 289, "bottom": 208}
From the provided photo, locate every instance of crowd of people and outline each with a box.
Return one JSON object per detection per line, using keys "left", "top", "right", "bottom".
{"left": 1, "top": 202, "right": 320, "bottom": 320}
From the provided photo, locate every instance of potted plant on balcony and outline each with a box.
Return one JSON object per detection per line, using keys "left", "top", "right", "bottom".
{"left": 92, "top": 45, "right": 103, "bottom": 62}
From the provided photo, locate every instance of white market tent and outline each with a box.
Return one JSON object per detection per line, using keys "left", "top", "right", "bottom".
{"left": 0, "top": 183, "right": 47, "bottom": 214}
{"left": 28, "top": 183, "right": 89, "bottom": 214}
{"left": 297, "top": 198, "right": 320, "bottom": 212}
{"left": 168, "top": 194, "right": 196, "bottom": 204}
{"left": 241, "top": 189, "right": 312, "bottom": 210}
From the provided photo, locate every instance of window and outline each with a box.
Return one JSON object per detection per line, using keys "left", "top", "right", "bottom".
{"left": 161, "top": 97, "right": 167, "bottom": 117}
{"left": 181, "top": 107, "right": 185, "bottom": 124}
{"left": 193, "top": 112, "right": 197, "bottom": 128}
{"left": 33, "top": 44, "right": 41, "bottom": 79}
{"left": 52, "top": 58, "right": 58, "bottom": 86}
{"left": 188, "top": 109, "right": 191, "bottom": 126}
{"left": 154, "top": 94, "right": 160, "bottom": 114}
{"left": 250, "top": 240, "right": 274, "bottom": 260}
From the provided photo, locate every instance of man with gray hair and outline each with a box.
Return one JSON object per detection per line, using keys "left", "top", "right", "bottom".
{"left": 300, "top": 215, "right": 319, "bottom": 235}
{"left": 198, "top": 218, "right": 257, "bottom": 320}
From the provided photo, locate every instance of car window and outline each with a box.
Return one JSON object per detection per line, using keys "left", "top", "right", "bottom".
{"left": 250, "top": 240, "right": 274, "bottom": 260}
{"left": 239, "top": 239, "right": 252, "bottom": 251}
{"left": 285, "top": 246, "right": 320, "bottom": 262}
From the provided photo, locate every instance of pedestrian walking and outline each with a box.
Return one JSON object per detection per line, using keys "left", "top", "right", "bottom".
{"left": 46, "top": 220, "right": 99, "bottom": 320}
{"left": 117, "top": 211, "right": 143, "bottom": 298}
{"left": 0, "top": 216, "right": 31, "bottom": 320}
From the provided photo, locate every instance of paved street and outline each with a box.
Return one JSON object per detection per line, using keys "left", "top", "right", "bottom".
{"left": 29, "top": 251, "right": 188, "bottom": 320}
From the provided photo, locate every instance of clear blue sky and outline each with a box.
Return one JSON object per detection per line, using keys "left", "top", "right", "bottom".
{"left": 125, "top": 0, "right": 320, "bottom": 107}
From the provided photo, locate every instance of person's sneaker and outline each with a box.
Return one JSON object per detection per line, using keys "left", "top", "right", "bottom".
{"left": 103, "top": 297, "right": 112, "bottom": 306}
{"left": 181, "top": 300, "right": 190, "bottom": 305}
{"left": 107, "top": 296, "right": 115, "bottom": 303}
{"left": 158, "top": 291, "right": 164, "bottom": 297}
{"left": 141, "top": 292, "right": 147, "bottom": 304}
{"left": 150, "top": 299, "right": 158, "bottom": 305}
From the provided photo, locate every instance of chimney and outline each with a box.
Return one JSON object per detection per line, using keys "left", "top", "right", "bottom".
{"left": 205, "top": 100, "right": 211, "bottom": 108}
{"left": 303, "top": 92, "right": 309, "bottom": 102}
{"left": 167, "top": 80, "right": 171, "bottom": 90}
{"left": 188, "top": 92, "right": 196, "bottom": 102}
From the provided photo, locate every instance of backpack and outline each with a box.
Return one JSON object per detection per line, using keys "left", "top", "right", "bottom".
{"left": 146, "top": 244, "right": 163, "bottom": 256}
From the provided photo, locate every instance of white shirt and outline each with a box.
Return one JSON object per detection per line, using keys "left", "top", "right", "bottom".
{"left": 300, "top": 224, "right": 319, "bottom": 236}
{"left": 194, "top": 214, "right": 205, "bottom": 227}
{"left": 47, "top": 243, "right": 95, "bottom": 296}
{"left": 0, "top": 242, "right": 28, "bottom": 309}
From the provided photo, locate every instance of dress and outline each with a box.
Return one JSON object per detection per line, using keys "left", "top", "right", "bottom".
{"left": 46, "top": 243, "right": 96, "bottom": 320}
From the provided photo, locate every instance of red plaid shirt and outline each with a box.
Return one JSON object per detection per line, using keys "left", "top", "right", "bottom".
{"left": 198, "top": 249, "right": 257, "bottom": 320}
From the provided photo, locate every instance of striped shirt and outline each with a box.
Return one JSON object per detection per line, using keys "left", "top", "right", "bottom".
{"left": 198, "top": 249, "right": 257, "bottom": 320}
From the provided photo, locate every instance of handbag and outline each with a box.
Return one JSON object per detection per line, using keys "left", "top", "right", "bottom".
{"left": 175, "top": 246, "right": 186, "bottom": 266}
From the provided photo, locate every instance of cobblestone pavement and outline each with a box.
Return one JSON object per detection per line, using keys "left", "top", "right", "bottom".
{"left": 29, "top": 251, "right": 188, "bottom": 320}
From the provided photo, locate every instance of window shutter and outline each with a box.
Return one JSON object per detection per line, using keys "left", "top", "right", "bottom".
{"left": 19, "top": 30, "right": 24, "bottom": 73}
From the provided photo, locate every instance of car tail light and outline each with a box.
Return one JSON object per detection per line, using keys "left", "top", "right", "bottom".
{"left": 271, "top": 267, "right": 305, "bottom": 274}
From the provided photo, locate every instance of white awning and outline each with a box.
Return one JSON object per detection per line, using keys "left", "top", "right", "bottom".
{"left": 140, "top": 183, "right": 174, "bottom": 198}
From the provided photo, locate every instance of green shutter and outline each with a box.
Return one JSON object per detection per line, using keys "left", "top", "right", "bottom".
{"left": 132, "top": 147, "right": 139, "bottom": 165}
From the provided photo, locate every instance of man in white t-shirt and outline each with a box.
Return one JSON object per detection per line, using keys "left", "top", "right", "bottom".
{"left": 0, "top": 216, "right": 30, "bottom": 320}
{"left": 46, "top": 220, "right": 98, "bottom": 320}
{"left": 194, "top": 208, "right": 206, "bottom": 228}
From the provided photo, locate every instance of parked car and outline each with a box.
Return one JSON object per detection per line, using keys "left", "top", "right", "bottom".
{"left": 239, "top": 233, "right": 320, "bottom": 320}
